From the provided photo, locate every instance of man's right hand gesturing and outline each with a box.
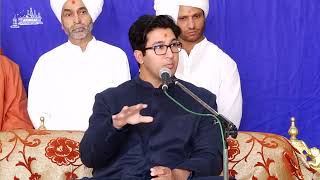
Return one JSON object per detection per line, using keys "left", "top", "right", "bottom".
{"left": 112, "top": 104, "right": 153, "bottom": 129}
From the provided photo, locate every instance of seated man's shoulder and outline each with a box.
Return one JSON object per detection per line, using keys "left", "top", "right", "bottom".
{"left": 205, "top": 40, "right": 237, "bottom": 67}
{"left": 95, "top": 40, "right": 126, "bottom": 55}
{"left": 178, "top": 79, "right": 216, "bottom": 99}
{"left": 37, "top": 43, "right": 69, "bottom": 63}
{"left": 98, "top": 79, "right": 134, "bottom": 97}
{"left": 205, "top": 40, "right": 225, "bottom": 55}
{"left": 0, "top": 56, "right": 21, "bottom": 79}
{"left": 0, "top": 55, "right": 18, "bottom": 69}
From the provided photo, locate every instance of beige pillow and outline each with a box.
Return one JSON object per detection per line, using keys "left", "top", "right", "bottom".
{"left": 0, "top": 129, "right": 92, "bottom": 180}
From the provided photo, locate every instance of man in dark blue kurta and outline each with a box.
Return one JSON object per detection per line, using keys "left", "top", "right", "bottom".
{"left": 80, "top": 15, "right": 223, "bottom": 180}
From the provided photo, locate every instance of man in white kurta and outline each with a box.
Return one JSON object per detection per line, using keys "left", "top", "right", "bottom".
{"left": 28, "top": 0, "right": 130, "bottom": 130}
{"left": 155, "top": 0, "right": 242, "bottom": 128}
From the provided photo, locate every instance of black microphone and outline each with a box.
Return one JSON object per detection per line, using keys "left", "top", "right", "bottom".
{"left": 159, "top": 67, "right": 172, "bottom": 91}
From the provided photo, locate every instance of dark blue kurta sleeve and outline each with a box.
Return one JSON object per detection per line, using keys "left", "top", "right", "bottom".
{"left": 79, "top": 92, "right": 129, "bottom": 168}
{"left": 175, "top": 93, "right": 223, "bottom": 177}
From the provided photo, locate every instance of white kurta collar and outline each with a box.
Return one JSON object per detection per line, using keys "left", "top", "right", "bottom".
{"left": 65, "top": 37, "right": 97, "bottom": 53}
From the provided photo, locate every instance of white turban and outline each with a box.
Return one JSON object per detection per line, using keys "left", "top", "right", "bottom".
{"left": 154, "top": 0, "right": 209, "bottom": 22}
{"left": 50, "top": 0, "right": 104, "bottom": 23}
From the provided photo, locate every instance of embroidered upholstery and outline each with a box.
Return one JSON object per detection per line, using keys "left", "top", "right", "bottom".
{"left": 0, "top": 129, "right": 318, "bottom": 180}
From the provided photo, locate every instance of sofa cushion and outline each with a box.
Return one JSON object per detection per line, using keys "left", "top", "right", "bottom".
{"left": 0, "top": 129, "right": 92, "bottom": 180}
{"left": 227, "top": 131, "right": 304, "bottom": 179}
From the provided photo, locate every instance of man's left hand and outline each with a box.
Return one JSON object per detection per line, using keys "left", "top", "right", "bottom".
{"left": 150, "top": 166, "right": 174, "bottom": 180}
{"left": 150, "top": 166, "right": 191, "bottom": 180}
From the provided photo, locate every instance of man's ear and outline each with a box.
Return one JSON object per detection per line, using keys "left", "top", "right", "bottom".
{"left": 134, "top": 50, "right": 144, "bottom": 65}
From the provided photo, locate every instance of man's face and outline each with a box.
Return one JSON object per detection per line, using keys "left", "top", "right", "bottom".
{"left": 137, "top": 28, "right": 180, "bottom": 85}
{"left": 177, "top": 6, "right": 205, "bottom": 43}
{"left": 61, "top": 0, "right": 93, "bottom": 41}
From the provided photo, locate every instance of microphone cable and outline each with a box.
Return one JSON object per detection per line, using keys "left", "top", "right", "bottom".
{"left": 163, "top": 89, "right": 229, "bottom": 180}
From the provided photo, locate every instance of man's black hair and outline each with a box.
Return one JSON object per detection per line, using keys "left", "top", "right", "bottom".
{"left": 128, "top": 15, "right": 181, "bottom": 55}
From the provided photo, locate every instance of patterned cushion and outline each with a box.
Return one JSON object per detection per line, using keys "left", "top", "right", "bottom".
{"left": 227, "top": 131, "right": 304, "bottom": 179}
{"left": 0, "top": 129, "right": 317, "bottom": 180}
{"left": 0, "top": 129, "right": 92, "bottom": 180}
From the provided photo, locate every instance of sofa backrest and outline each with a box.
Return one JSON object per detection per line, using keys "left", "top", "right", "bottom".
{"left": 0, "top": 129, "right": 317, "bottom": 179}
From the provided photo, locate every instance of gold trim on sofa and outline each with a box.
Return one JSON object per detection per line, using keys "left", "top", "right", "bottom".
{"left": 288, "top": 117, "right": 320, "bottom": 172}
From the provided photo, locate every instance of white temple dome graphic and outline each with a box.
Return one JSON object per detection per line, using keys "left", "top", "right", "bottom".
{"left": 10, "top": 7, "right": 43, "bottom": 28}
